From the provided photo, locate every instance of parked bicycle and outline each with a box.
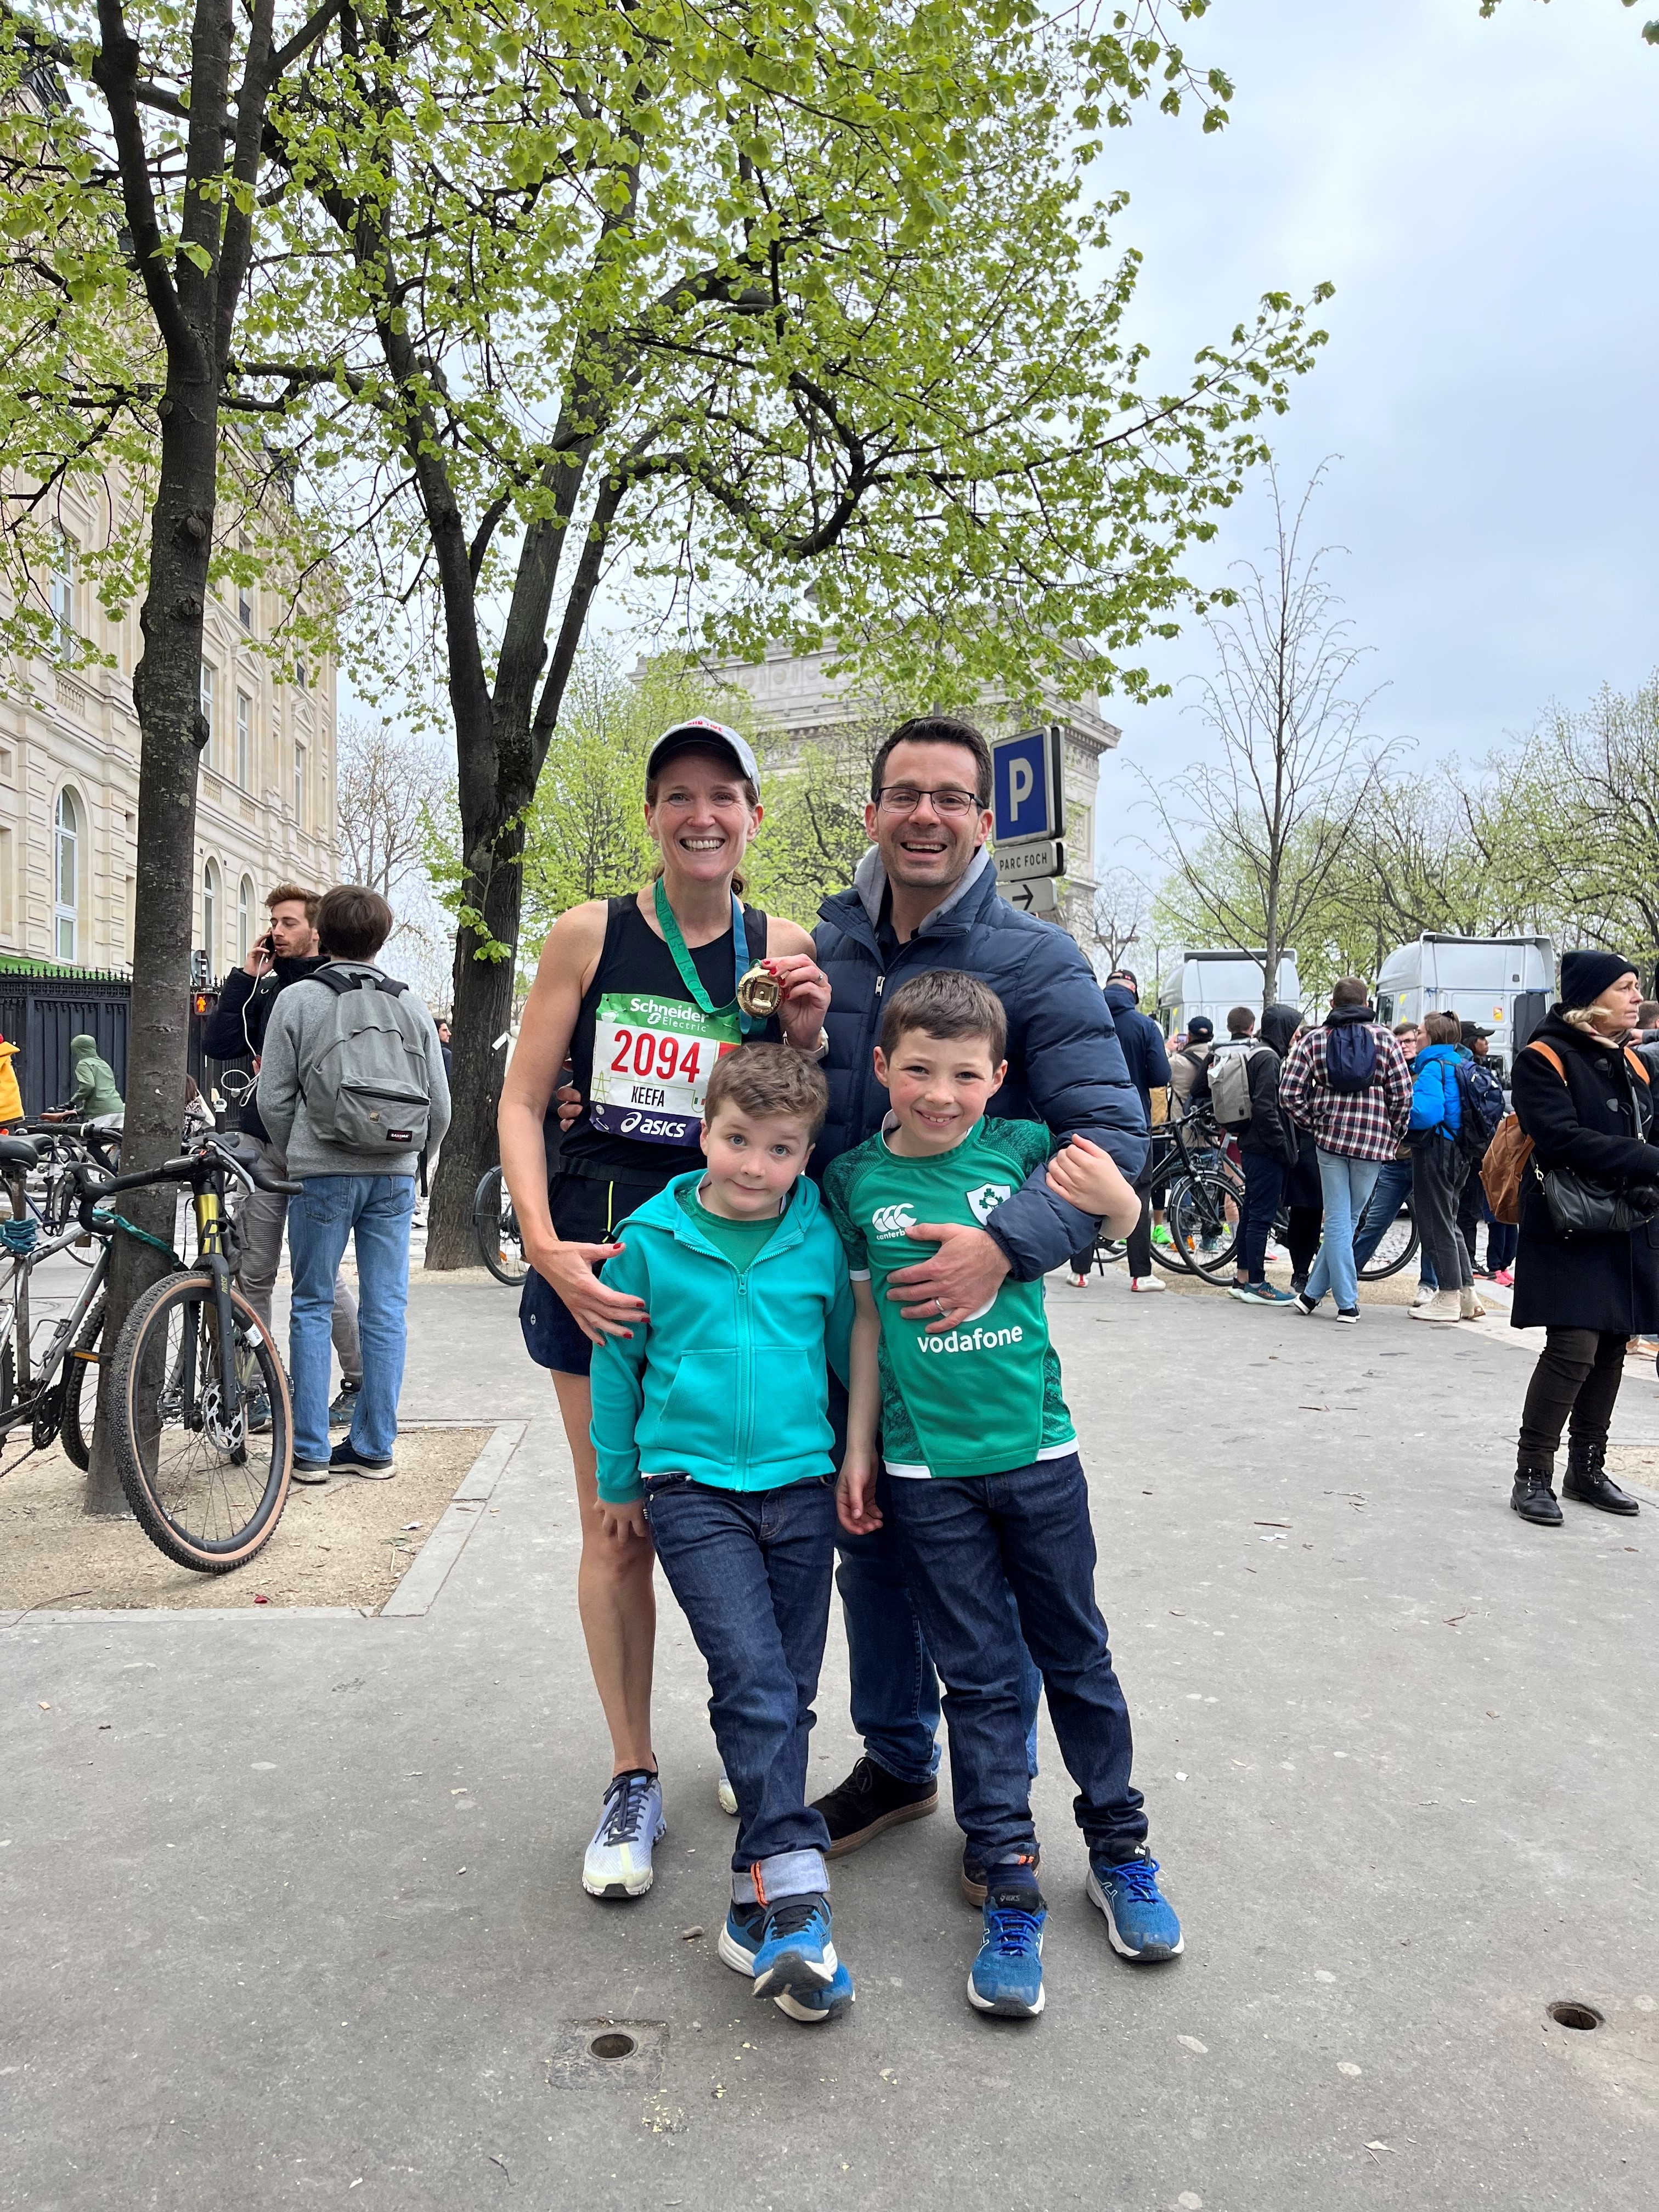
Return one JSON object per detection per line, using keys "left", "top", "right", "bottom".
{"left": 473, "top": 1164, "right": 528, "bottom": 1284}
{"left": 1084, "top": 1105, "right": 1244, "bottom": 1283}
{"left": 0, "top": 1131, "right": 114, "bottom": 1470}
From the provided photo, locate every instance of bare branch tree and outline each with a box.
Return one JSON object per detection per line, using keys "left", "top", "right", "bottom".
{"left": 1138, "top": 462, "right": 1400, "bottom": 997}
{"left": 335, "top": 716, "right": 448, "bottom": 904}
{"left": 1087, "top": 866, "right": 1150, "bottom": 980}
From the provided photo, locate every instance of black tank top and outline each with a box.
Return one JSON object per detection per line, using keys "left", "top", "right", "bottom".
{"left": 558, "top": 893, "right": 778, "bottom": 1186}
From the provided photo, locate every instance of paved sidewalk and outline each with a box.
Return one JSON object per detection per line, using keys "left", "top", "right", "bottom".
{"left": 5, "top": 1271, "right": 1659, "bottom": 2210}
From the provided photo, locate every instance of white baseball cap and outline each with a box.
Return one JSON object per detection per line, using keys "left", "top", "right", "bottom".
{"left": 646, "top": 717, "right": 761, "bottom": 793}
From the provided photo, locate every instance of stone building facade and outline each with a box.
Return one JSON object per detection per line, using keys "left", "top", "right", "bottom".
{"left": 1, "top": 475, "right": 339, "bottom": 978}
{"left": 714, "top": 644, "right": 1120, "bottom": 938}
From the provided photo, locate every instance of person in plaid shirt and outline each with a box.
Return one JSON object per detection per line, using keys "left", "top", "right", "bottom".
{"left": 1278, "top": 977, "right": 1413, "bottom": 1322}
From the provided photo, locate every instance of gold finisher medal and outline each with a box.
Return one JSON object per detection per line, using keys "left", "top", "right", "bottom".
{"left": 736, "top": 963, "right": 783, "bottom": 1018}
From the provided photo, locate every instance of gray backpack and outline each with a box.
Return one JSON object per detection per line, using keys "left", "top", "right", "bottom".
{"left": 300, "top": 964, "right": 433, "bottom": 1153}
{"left": 1206, "top": 1040, "right": 1263, "bottom": 1131}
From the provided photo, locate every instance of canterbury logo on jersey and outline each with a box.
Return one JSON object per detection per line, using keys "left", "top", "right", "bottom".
{"left": 870, "top": 1203, "right": 917, "bottom": 1238}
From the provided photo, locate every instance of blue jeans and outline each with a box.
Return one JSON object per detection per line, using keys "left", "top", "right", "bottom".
{"left": 1351, "top": 1154, "right": 1435, "bottom": 1288}
{"left": 287, "top": 1175, "right": 414, "bottom": 1465}
{"left": 643, "top": 1473, "right": 835, "bottom": 1901}
{"left": 1305, "top": 1150, "right": 1384, "bottom": 1314}
{"left": 837, "top": 1529, "right": 1041, "bottom": 1785}
{"left": 883, "top": 1453, "right": 1146, "bottom": 1869}
{"left": 831, "top": 1390, "right": 1041, "bottom": 1786}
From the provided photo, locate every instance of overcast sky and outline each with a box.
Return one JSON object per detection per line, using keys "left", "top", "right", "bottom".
{"left": 1086, "top": 0, "right": 1657, "bottom": 883}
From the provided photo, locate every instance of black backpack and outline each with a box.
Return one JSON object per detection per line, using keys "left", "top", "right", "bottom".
{"left": 1453, "top": 1058, "right": 1504, "bottom": 1171}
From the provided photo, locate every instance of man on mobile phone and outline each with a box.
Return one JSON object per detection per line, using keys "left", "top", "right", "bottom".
{"left": 202, "top": 882, "right": 363, "bottom": 1440}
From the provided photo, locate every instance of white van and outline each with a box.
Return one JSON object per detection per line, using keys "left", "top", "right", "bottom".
{"left": 1374, "top": 935, "right": 1554, "bottom": 1079}
{"left": 1156, "top": 950, "right": 1302, "bottom": 1039}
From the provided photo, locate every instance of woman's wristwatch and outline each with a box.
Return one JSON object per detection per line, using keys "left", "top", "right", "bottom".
{"left": 788, "top": 1027, "right": 831, "bottom": 1061}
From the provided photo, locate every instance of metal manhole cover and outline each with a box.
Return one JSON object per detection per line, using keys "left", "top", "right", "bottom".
{"left": 545, "top": 2019, "right": 667, "bottom": 2089}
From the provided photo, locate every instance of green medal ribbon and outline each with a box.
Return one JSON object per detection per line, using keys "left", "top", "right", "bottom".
{"left": 652, "top": 879, "right": 758, "bottom": 1036}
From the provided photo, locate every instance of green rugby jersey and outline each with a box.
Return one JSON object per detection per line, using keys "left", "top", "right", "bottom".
{"left": 821, "top": 1116, "right": 1076, "bottom": 1481}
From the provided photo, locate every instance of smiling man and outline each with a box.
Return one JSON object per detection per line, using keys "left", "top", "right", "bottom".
{"left": 764, "top": 713, "right": 1147, "bottom": 1858}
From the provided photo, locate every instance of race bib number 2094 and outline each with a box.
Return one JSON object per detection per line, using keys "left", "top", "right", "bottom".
{"left": 589, "top": 991, "right": 742, "bottom": 1146}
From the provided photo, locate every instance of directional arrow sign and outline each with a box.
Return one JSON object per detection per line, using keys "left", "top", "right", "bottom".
{"left": 994, "top": 838, "right": 1065, "bottom": 883}
{"left": 999, "top": 874, "right": 1060, "bottom": 916}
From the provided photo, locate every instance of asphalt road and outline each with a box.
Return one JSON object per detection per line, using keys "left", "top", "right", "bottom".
{"left": 4, "top": 1265, "right": 1657, "bottom": 2211}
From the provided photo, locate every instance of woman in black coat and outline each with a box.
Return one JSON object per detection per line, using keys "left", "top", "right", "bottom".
{"left": 1509, "top": 950, "right": 1659, "bottom": 1526}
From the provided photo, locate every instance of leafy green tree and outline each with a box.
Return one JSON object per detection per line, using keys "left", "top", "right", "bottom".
{"left": 217, "top": 0, "right": 1329, "bottom": 1263}
{"left": 0, "top": 0, "right": 343, "bottom": 1503}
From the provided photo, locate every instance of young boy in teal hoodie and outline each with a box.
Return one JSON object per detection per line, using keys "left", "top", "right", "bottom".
{"left": 590, "top": 1043, "right": 856, "bottom": 2023}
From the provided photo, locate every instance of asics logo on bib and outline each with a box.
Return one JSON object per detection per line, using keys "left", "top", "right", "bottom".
{"left": 871, "top": 1203, "right": 917, "bottom": 1239}
{"left": 965, "top": 1182, "right": 1011, "bottom": 1226}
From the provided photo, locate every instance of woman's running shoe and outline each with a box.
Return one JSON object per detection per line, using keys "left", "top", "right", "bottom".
{"left": 1086, "top": 1845, "right": 1184, "bottom": 1959}
{"left": 581, "top": 1769, "right": 664, "bottom": 1899}
{"left": 968, "top": 1880, "right": 1047, "bottom": 2017}
{"left": 719, "top": 1901, "right": 855, "bottom": 2022}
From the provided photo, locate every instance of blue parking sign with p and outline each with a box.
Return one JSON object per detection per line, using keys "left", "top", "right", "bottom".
{"left": 993, "top": 726, "right": 1059, "bottom": 843}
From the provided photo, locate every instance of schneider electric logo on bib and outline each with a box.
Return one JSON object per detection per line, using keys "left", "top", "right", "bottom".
{"left": 915, "top": 1322, "right": 1025, "bottom": 1355}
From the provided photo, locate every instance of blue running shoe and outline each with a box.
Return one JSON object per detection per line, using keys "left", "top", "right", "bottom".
{"left": 1087, "top": 1845, "right": 1184, "bottom": 1959}
{"left": 750, "top": 1891, "right": 837, "bottom": 2001}
{"left": 968, "top": 1881, "right": 1047, "bottom": 2017}
{"left": 719, "top": 1900, "right": 854, "bottom": 2022}
{"left": 581, "top": 1769, "right": 664, "bottom": 1900}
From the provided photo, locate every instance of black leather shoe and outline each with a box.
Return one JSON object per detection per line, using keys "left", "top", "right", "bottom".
{"left": 811, "top": 1756, "right": 938, "bottom": 1858}
{"left": 1562, "top": 1440, "right": 1640, "bottom": 1516}
{"left": 1511, "top": 1469, "right": 1563, "bottom": 1526}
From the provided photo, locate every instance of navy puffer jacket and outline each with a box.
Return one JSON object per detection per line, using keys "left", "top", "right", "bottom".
{"left": 812, "top": 849, "right": 1148, "bottom": 1280}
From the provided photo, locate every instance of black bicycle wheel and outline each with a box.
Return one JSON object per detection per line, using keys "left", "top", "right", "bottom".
{"left": 473, "top": 1165, "right": 528, "bottom": 1284}
{"left": 59, "top": 1294, "right": 104, "bottom": 1471}
{"left": 110, "top": 1274, "right": 291, "bottom": 1573}
{"left": 1167, "top": 1166, "right": 1244, "bottom": 1280}
{"left": 1358, "top": 1203, "right": 1420, "bottom": 1282}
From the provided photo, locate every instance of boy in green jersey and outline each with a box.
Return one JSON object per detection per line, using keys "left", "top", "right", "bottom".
{"left": 823, "top": 970, "right": 1184, "bottom": 2019}
{"left": 590, "top": 1045, "right": 855, "bottom": 2023}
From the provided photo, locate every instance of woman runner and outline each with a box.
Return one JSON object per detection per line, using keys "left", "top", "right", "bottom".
{"left": 498, "top": 719, "right": 831, "bottom": 1899}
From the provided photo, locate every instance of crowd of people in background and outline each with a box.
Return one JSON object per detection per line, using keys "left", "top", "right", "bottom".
{"left": 1102, "top": 948, "right": 1659, "bottom": 1534}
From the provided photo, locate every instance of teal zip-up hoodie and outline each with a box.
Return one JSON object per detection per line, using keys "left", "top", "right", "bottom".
{"left": 589, "top": 1171, "right": 854, "bottom": 1506}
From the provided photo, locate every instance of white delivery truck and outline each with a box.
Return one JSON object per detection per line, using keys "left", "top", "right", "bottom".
{"left": 1156, "top": 950, "right": 1302, "bottom": 1038}
{"left": 1374, "top": 935, "right": 1554, "bottom": 1079}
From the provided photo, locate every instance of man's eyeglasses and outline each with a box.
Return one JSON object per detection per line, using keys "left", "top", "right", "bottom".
{"left": 875, "top": 785, "right": 983, "bottom": 818}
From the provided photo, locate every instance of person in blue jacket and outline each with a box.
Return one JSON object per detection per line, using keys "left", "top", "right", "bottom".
{"left": 762, "top": 713, "right": 1147, "bottom": 1860}
{"left": 1075, "top": 969, "right": 1172, "bottom": 1289}
{"left": 1407, "top": 1009, "right": 1476, "bottom": 1324}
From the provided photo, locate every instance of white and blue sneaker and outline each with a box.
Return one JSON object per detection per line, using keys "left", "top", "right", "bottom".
{"left": 581, "top": 1769, "right": 665, "bottom": 1900}
{"left": 968, "top": 1880, "right": 1047, "bottom": 2017}
{"left": 1087, "top": 1844, "right": 1184, "bottom": 1959}
{"left": 718, "top": 1900, "right": 854, "bottom": 2022}
{"left": 747, "top": 1891, "right": 837, "bottom": 2001}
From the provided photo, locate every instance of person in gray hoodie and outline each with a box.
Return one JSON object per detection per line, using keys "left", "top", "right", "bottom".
{"left": 257, "top": 885, "right": 450, "bottom": 1481}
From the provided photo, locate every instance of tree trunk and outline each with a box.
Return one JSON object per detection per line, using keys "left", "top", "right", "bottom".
{"left": 424, "top": 809, "right": 525, "bottom": 1271}
{"left": 85, "top": 365, "right": 216, "bottom": 1510}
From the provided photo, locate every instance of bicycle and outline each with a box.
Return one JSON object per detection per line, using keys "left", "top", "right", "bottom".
{"left": 1079, "top": 1106, "right": 1243, "bottom": 1283}
{"left": 0, "top": 1132, "right": 114, "bottom": 1471}
{"left": 473, "top": 1164, "right": 528, "bottom": 1284}
{"left": 1358, "top": 1198, "right": 1420, "bottom": 1282}
{"left": 75, "top": 1132, "right": 302, "bottom": 1573}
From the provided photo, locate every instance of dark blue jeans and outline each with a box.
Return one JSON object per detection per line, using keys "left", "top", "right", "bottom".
{"left": 1238, "top": 1150, "right": 1287, "bottom": 1283}
{"left": 643, "top": 1473, "right": 836, "bottom": 1903}
{"left": 883, "top": 1453, "right": 1146, "bottom": 1870}
{"left": 287, "top": 1174, "right": 414, "bottom": 1465}
{"left": 831, "top": 1392, "right": 1041, "bottom": 1787}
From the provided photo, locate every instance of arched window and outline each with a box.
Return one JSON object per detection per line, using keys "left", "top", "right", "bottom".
{"left": 238, "top": 875, "right": 255, "bottom": 966}
{"left": 53, "top": 787, "right": 80, "bottom": 962}
{"left": 202, "top": 860, "right": 220, "bottom": 970}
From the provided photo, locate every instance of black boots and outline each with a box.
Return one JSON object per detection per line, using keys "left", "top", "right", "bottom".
{"left": 1511, "top": 1462, "right": 1563, "bottom": 1526}
{"left": 1562, "top": 1438, "right": 1641, "bottom": 1517}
